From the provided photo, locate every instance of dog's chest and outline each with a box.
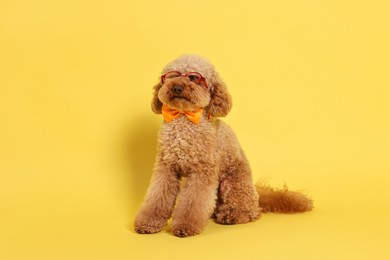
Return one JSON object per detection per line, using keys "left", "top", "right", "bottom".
{"left": 158, "top": 116, "right": 215, "bottom": 169}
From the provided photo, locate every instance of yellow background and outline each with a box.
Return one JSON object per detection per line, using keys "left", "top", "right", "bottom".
{"left": 1, "top": 0, "right": 389, "bottom": 259}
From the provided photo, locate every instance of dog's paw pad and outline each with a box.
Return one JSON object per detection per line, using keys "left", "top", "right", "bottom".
{"left": 215, "top": 208, "right": 260, "bottom": 225}
{"left": 134, "top": 219, "right": 166, "bottom": 234}
{"left": 134, "top": 224, "right": 161, "bottom": 234}
{"left": 215, "top": 213, "right": 238, "bottom": 225}
{"left": 172, "top": 226, "right": 198, "bottom": 238}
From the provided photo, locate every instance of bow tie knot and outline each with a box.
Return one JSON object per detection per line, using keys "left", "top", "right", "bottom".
{"left": 162, "top": 104, "right": 203, "bottom": 125}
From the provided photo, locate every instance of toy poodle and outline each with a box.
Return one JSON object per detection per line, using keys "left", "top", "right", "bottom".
{"left": 134, "top": 55, "right": 313, "bottom": 237}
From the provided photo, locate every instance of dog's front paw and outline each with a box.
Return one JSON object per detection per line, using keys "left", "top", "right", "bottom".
{"left": 171, "top": 224, "right": 199, "bottom": 238}
{"left": 134, "top": 223, "right": 162, "bottom": 234}
{"left": 134, "top": 216, "right": 167, "bottom": 234}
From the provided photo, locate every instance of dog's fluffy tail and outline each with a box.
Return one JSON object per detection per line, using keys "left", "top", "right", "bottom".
{"left": 255, "top": 181, "right": 313, "bottom": 213}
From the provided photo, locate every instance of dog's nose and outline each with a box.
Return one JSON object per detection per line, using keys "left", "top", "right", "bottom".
{"left": 173, "top": 85, "right": 184, "bottom": 95}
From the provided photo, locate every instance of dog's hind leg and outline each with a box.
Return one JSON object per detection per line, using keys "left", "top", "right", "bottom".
{"left": 134, "top": 164, "right": 180, "bottom": 234}
{"left": 215, "top": 160, "right": 261, "bottom": 225}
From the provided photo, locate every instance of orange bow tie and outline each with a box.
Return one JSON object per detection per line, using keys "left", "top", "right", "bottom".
{"left": 162, "top": 104, "right": 203, "bottom": 125}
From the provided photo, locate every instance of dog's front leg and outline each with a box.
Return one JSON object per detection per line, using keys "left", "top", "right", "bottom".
{"left": 171, "top": 168, "right": 219, "bottom": 237}
{"left": 134, "top": 164, "right": 180, "bottom": 234}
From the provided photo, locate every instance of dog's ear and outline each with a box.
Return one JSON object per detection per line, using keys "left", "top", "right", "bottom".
{"left": 151, "top": 82, "right": 163, "bottom": 114}
{"left": 208, "top": 72, "right": 232, "bottom": 117}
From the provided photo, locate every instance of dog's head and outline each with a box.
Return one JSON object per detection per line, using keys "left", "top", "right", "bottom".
{"left": 151, "top": 55, "right": 232, "bottom": 118}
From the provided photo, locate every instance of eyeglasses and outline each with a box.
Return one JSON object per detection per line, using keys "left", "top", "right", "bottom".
{"left": 161, "top": 71, "right": 208, "bottom": 89}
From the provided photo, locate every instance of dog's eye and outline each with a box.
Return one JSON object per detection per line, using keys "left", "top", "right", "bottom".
{"left": 165, "top": 72, "right": 181, "bottom": 79}
{"left": 188, "top": 75, "right": 200, "bottom": 82}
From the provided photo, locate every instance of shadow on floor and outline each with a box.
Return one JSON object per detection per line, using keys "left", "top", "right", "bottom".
{"left": 118, "top": 114, "right": 160, "bottom": 219}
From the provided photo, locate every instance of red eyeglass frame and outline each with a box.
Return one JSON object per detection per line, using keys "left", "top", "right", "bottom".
{"left": 161, "top": 71, "right": 208, "bottom": 89}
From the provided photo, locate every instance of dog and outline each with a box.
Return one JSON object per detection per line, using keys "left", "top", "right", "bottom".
{"left": 134, "top": 55, "right": 313, "bottom": 237}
